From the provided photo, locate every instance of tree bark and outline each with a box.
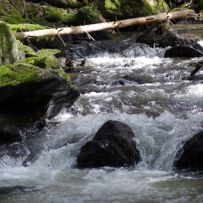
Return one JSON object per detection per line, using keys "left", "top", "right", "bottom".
{"left": 15, "top": 9, "right": 196, "bottom": 40}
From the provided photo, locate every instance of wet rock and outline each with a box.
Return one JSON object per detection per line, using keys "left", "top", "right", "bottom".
{"left": 0, "top": 75, "right": 79, "bottom": 126}
{"left": 0, "top": 126, "right": 22, "bottom": 145}
{"left": 136, "top": 22, "right": 200, "bottom": 48}
{"left": 123, "top": 73, "right": 154, "bottom": 84}
{"left": 0, "top": 186, "right": 28, "bottom": 195}
{"left": 174, "top": 131, "right": 203, "bottom": 171}
{"left": 111, "top": 79, "right": 125, "bottom": 86}
{"left": 136, "top": 24, "right": 180, "bottom": 47}
{"left": 186, "top": 59, "right": 203, "bottom": 79}
{"left": 164, "top": 45, "right": 203, "bottom": 58}
{"left": 77, "top": 120, "right": 141, "bottom": 169}
{"left": 46, "top": 88, "right": 80, "bottom": 119}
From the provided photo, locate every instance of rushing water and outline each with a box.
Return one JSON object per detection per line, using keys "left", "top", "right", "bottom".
{"left": 1, "top": 35, "right": 203, "bottom": 202}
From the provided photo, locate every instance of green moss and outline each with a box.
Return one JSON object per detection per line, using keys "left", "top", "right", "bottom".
{"left": 3, "top": 9, "right": 26, "bottom": 24}
{"left": 155, "top": 0, "right": 169, "bottom": 12}
{"left": 23, "top": 49, "right": 61, "bottom": 69}
{"left": 0, "top": 63, "right": 39, "bottom": 87}
{"left": 105, "top": 0, "right": 121, "bottom": 12}
{"left": 0, "top": 6, "right": 4, "bottom": 16}
{"left": 0, "top": 21, "right": 21, "bottom": 64}
{"left": 140, "top": 0, "right": 169, "bottom": 15}
{"left": 17, "top": 41, "right": 37, "bottom": 57}
{"left": 26, "top": 3, "right": 48, "bottom": 25}
{"left": 9, "top": 23, "right": 46, "bottom": 33}
{"left": 58, "top": 68, "right": 70, "bottom": 83}
{"left": 74, "top": 5, "right": 102, "bottom": 24}
{"left": 66, "top": 0, "right": 84, "bottom": 8}
{"left": 44, "top": 6, "right": 76, "bottom": 24}
{"left": 38, "top": 49, "right": 61, "bottom": 56}
{"left": 97, "top": 0, "right": 169, "bottom": 18}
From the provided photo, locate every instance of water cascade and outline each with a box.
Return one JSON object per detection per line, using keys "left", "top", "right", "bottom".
{"left": 1, "top": 37, "right": 203, "bottom": 203}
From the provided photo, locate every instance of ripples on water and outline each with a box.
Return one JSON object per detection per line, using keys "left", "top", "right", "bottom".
{"left": 1, "top": 39, "right": 203, "bottom": 202}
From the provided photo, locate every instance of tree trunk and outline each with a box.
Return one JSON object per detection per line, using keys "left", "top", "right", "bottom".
{"left": 15, "top": 9, "right": 196, "bottom": 40}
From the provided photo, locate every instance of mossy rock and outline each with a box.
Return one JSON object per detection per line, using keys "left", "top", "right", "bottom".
{"left": 24, "top": 49, "right": 61, "bottom": 69}
{"left": 0, "top": 63, "right": 41, "bottom": 87}
{"left": 17, "top": 41, "right": 37, "bottom": 57}
{"left": 0, "top": 21, "right": 22, "bottom": 64}
{"left": 95, "top": 0, "right": 169, "bottom": 19}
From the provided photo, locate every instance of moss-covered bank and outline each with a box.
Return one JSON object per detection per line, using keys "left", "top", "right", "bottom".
{"left": 0, "top": 48, "right": 70, "bottom": 88}
{"left": 95, "top": 0, "right": 169, "bottom": 19}
{"left": 0, "top": 21, "right": 69, "bottom": 88}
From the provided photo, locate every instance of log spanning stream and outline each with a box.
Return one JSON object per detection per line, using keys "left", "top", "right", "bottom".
{"left": 1, "top": 33, "right": 203, "bottom": 202}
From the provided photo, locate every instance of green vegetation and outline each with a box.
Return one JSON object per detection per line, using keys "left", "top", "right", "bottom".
{"left": 9, "top": 24, "right": 46, "bottom": 33}
{"left": 44, "top": 6, "right": 76, "bottom": 24}
{"left": 0, "top": 63, "right": 40, "bottom": 87}
{"left": 0, "top": 21, "right": 21, "bottom": 64}
{"left": 97, "top": 0, "right": 169, "bottom": 18}
{"left": 0, "top": 0, "right": 196, "bottom": 89}
{"left": 66, "top": 0, "right": 84, "bottom": 8}
{"left": 24, "top": 49, "right": 61, "bottom": 69}
{"left": 105, "top": 0, "right": 120, "bottom": 13}
{"left": 74, "top": 5, "right": 102, "bottom": 24}
{"left": 0, "top": 47, "right": 70, "bottom": 87}
{"left": 58, "top": 68, "right": 70, "bottom": 83}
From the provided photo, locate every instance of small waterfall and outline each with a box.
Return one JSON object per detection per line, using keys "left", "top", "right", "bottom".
{"left": 29, "top": 112, "right": 203, "bottom": 171}
{"left": 1, "top": 38, "right": 203, "bottom": 203}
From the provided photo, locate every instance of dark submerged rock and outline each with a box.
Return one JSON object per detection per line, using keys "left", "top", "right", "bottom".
{"left": 164, "top": 45, "right": 203, "bottom": 58}
{"left": 174, "top": 131, "right": 203, "bottom": 171}
{"left": 0, "top": 186, "right": 28, "bottom": 195}
{"left": 123, "top": 73, "right": 154, "bottom": 84}
{"left": 77, "top": 120, "right": 141, "bottom": 169}
{"left": 0, "top": 126, "right": 22, "bottom": 145}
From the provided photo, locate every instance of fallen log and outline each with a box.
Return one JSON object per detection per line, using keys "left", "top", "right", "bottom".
{"left": 15, "top": 9, "right": 196, "bottom": 40}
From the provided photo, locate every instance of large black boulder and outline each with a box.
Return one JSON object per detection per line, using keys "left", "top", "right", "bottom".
{"left": 174, "top": 131, "right": 203, "bottom": 171}
{"left": 164, "top": 45, "right": 203, "bottom": 58}
{"left": 0, "top": 75, "right": 79, "bottom": 126}
{"left": 77, "top": 120, "right": 141, "bottom": 169}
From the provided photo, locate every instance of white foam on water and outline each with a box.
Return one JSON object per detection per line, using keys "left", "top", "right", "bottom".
{"left": 82, "top": 91, "right": 119, "bottom": 98}
{"left": 177, "top": 83, "right": 203, "bottom": 100}
{"left": 0, "top": 113, "right": 202, "bottom": 202}
{"left": 29, "top": 112, "right": 203, "bottom": 171}
{"left": 197, "top": 40, "right": 203, "bottom": 47}
{"left": 86, "top": 55, "right": 171, "bottom": 70}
